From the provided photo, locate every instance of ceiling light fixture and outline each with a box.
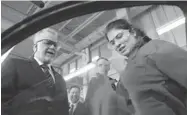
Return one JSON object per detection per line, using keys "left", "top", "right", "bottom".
{"left": 92, "top": 56, "right": 99, "bottom": 62}
{"left": 69, "top": 68, "right": 76, "bottom": 73}
{"left": 157, "top": 16, "right": 185, "bottom": 35}
{"left": 64, "top": 63, "right": 96, "bottom": 81}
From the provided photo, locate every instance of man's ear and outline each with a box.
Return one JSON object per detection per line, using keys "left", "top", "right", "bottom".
{"left": 107, "top": 64, "right": 111, "bottom": 72}
{"left": 33, "top": 44, "right": 37, "bottom": 52}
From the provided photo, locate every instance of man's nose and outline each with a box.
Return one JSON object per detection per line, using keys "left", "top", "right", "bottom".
{"left": 49, "top": 44, "right": 56, "bottom": 48}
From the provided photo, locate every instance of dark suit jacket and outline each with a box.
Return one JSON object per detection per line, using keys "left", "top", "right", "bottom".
{"left": 1, "top": 56, "right": 69, "bottom": 115}
{"left": 122, "top": 39, "right": 187, "bottom": 115}
{"left": 84, "top": 73, "right": 106, "bottom": 115}
{"left": 116, "top": 80, "right": 135, "bottom": 114}
{"left": 72, "top": 102, "right": 88, "bottom": 115}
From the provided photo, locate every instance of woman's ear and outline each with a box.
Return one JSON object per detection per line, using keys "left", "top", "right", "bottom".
{"left": 130, "top": 28, "right": 137, "bottom": 37}
{"left": 33, "top": 44, "right": 37, "bottom": 52}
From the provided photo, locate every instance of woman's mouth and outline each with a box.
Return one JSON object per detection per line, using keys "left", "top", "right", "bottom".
{"left": 119, "top": 46, "right": 126, "bottom": 52}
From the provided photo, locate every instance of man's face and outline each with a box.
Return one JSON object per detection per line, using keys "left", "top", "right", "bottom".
{"left": 69, "top": 87, "right": 80, "bottom": 104}
{"left": 34, "top": 31, "right": 59, "bottom": 64}
{"left": 97, "top": 59, "right": 110, "bottom": 75}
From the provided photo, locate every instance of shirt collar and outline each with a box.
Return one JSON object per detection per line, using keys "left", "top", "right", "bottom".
{"left": 34, "top": 56, "right": 43, "bottom": 66}
{"left": 34, "top": 57, "right": 51, "bottom": 69}
{"left": 69, "top": 101, "right": 79, "bottom": 109}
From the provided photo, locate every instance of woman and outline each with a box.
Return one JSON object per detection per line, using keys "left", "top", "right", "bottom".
{"left": 105, "top": 19, "right": 187, "bottom": 115}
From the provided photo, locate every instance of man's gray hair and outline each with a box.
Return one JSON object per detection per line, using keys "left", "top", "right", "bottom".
{"left": 33, "top": 28, "right": 59, "bottom": 44}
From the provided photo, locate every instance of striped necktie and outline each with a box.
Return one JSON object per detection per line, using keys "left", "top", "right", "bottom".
{"left": 69, "top": 104, "right": 74, "bottom": 115}
{"left": 40, "top": 64, "right": 54, "bottom": 88}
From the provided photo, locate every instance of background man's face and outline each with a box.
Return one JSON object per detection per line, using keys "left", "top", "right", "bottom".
{"left": 97, "top": 59, "right": 110, "bottom": 75}
{"left": 69, "top": 87, "right": 80, "bottom": 104}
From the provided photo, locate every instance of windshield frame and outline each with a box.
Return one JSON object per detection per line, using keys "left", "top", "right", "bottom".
{"left": 2, "top": 1, "right": 187, "bottom": 55}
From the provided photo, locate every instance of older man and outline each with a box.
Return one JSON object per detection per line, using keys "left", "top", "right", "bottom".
{"left": 2, "top": 28, "right": 69, "bottom": 115}
{"left": 84, "top": 57, "right": 110, "bottom": 114}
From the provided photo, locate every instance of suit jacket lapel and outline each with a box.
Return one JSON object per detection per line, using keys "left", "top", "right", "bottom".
{"left": 74, "top": 102, "right": 81, "bottom": 114}
{"left": 29, "top": 57, "right": 46, "bottom": 83}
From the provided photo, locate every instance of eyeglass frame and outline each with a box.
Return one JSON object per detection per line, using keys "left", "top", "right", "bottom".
{"left": 35, "top": 39, "right": 61, "bottom": 49}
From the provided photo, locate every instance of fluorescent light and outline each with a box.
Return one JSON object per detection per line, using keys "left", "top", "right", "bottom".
{"left": 69, "top": 68, "right": 76, "bottom": 73}
{"left": 1, "top": 46, "right": 15, "bottom": 63}
{"left": 92, "top": 56, "right": 99, "bottom": 62}
{"left": 64, "top": 63, "right": 96, "bottom": 81}
{"left": 157, "top": 16, "right": 185, "bottom": 35}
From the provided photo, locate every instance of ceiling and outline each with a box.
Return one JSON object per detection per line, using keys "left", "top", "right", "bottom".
{"left": 1, "top": 1, "right": 151, "bottom": 67}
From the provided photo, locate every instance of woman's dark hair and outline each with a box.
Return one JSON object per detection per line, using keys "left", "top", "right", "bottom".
{"left": 105, "top": 19, "right": 151, "bottom": 47}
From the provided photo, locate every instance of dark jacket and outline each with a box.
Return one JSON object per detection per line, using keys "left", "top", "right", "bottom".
{"left": 122, "top": 39, "right": 187, "bottom": 115}
{"left": 71, "top": 102, "right": 88, "bottom": 115}
{"left": 1, "top": 57, "right": 69, "bottom": 115}
{"left": 84, "top": 73, "right": 106, "bottom": 114}
{"left": 116, "top": 80, "right": 135, "bottom": 114}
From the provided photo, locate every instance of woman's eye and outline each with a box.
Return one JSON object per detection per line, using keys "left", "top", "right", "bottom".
{"left": 110, "top": 40, "right": 115, "bottom": 45}
{"left": 116, "top": 33, "right": 123, "bottom": 39}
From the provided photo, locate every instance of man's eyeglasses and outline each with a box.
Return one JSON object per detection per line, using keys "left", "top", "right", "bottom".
{"left": 36, "top": 39, "right": 60, "bottom": 48}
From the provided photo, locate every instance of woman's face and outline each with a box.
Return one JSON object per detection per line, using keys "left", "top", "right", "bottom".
{"left": 107, "top": 28, "right": 137, "bottom": 57}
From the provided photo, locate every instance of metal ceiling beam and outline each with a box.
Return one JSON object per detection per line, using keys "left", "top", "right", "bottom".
{"left": 54, "top": 16, "right": 118, "bottom": 67}
{"left": 52, "top": 29, "right": 76, "bottom": 52}
{"left": 1, "top": 4, "right": 27, "bottom": 23}
{"left": 32, "top": 1, "right": 51, "bottom": 14}
{"left": 56, "top": 9, "right": 129, "bottom": 67}
{"left": 1, "top": 3, "right": 28, "bottom": 16}
{"left": 59, "top": 41, "right": 75, "bottom": 52}
{"left": 31, "top": 1, "right": 45, "bottom": 8}
{"left": 31, "top": 1, "right": 77, "bottom": 53}
{"left": 58, "top": 19, "right": 72, "bottom": 31}
{"left": 75, "top": 16, "right": 117, "bottom": 50}
{"left": 63, "top": 11, "right": 105, "bottom": 43}
{"left": 1, "top": 17, "right": 15, "bottom": 30}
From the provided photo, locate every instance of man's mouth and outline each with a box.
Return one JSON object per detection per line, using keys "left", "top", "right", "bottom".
{"left": 46, "top": 51, "right": 55, "bottom": 55}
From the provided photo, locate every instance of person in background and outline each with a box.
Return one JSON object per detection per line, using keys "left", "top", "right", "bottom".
{"left": 85, "top": 57, "right": 132, "bottom": 115}
{"left": 116, "top": 79, "right": 135, "bottom": 114}
{"left": 100, "top": 76, "right": 132, "bottom": 115}
{"left": 1, "top": 28, "right": 69, "bottom": 115}
{"left": 68, "top": 85, "right": 88, "bottom": 115}
{"left": 105, "top": 19, "right": 187, "bottom": 115}
{"left": 84, "top": 57, "right": 110, "bottom": 115}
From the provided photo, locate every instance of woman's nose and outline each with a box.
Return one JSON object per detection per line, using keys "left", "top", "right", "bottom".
{"left": 115, "top": 42, "right": 122, "bottom": 49}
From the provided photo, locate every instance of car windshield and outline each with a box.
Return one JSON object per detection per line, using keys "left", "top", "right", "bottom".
{"left": 1, "top": 1, "right": 187, "bottom": 115}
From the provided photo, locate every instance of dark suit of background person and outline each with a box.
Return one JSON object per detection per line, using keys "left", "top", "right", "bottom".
{"left": 116, "top": 79, "right": 135, "bottom": 114}
{"left": 99, "top": 77, "right": 132, "bottom": 115}
{"left": 105, "top": 19, "right": 187, "bottom": 115}
{"left": 68, "top": 85, "right": 88, "bottom": 115}
{"left": 84, "top": 57, "right": 110, "bottom": 115}
{"left": 1, "top": 28, "right": 69, "bottom": 115}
